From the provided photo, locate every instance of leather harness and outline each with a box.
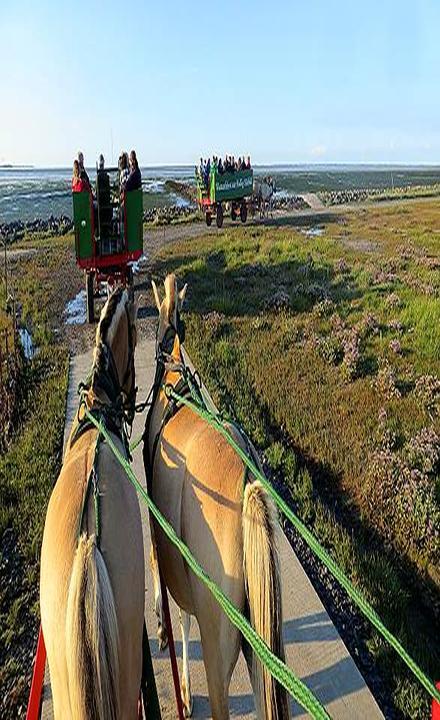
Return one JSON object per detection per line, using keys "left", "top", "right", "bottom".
{"left": 72, "top": 302, "right": 137, "bottom": 543}
{"left": 142, "top": 312, "right": 256, "bottom": 493}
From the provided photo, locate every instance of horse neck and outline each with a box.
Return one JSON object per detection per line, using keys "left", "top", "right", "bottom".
{"left": 88, "top": 319, "right": 129, "bottom": 408}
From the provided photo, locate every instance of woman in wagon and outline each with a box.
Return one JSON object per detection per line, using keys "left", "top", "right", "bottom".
{"left": 71, "top": 159, "right": 90, "bottom": 193}
{"left": 77, "top": 151, "right": 91, "bottom": 189}
{"left": 125, "top": 149, "right": 142, "bottom": 191}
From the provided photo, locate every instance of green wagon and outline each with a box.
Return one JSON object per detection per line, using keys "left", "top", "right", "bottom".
{"left": 72, "top": 166, "right": 143, "bottom": 322}
{"left": 196, "top": 167, "right": 253, "bottom": 228}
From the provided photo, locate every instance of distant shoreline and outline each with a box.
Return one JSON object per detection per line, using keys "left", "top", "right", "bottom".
{"left": 0, "top": 164, "right": 34, "bottom": 169}
{"left": 2, "top": 162, "right": 440, "bottom": 172}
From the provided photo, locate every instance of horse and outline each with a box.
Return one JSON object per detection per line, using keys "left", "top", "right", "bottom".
{"left": 40, "top": 288, "right": 144, "bottom": 720}
{"left": 254, "top": 178, "right": 275, "bottom": 219}
{"left": 144, "top": 274, "right": 289, "bottom": 719}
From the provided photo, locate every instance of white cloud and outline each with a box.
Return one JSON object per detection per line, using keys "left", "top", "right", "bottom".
{"left": 310, "top": 144, "right": 327, "bottom": 158}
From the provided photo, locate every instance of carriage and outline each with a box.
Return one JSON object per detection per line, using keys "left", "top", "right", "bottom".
{"left": 196, "top": 167, "right": 253, "bottom": 228}
{"left": 72, "top": 165, "right": 143, "bottom": 322}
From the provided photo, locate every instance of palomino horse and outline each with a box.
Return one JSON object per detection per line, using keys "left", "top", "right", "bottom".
{"left": 40, "top": 288, "right": 144, "bottom": 720}
{"left": 144, "top": 274, "right": 289, "bottom": 719}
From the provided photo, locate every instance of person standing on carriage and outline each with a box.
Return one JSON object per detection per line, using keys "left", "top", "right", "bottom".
{"left": 125, "top": 150, "right": 142, "bottom": 191}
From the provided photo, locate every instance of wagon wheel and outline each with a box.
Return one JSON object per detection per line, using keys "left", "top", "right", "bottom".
{"left": 86, "top": 272, "right": 95, "bottom": 323}
{"left": 231, "top": 204, "right": 237, "bottom": 221}
{"left": 205, "top": 212, "right": 212, "bottom": 227}
{"left": 126, "top": 265, "right": 134, "bottom": 302}
{"left": 240, "top": 200, "right": 248, "bottom": 223}
{"left": 216, "top": 204, "right": 224, "bottom": 229}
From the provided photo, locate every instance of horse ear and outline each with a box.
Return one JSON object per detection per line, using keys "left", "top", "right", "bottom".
{"left": 178, "top": 283, "right": 188, "bottom": 309}
{"left": 151, "top": 280, "right": 161, "bottom": 311}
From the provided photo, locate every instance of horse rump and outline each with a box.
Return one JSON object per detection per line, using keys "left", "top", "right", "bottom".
{"left": 242, "top": 481, "right": 289, "bottom": 720}
{"left": 65, "top": 533, "right": 120, "bottom": 720}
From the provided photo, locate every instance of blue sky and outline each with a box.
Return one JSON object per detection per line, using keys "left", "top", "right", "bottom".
{"left": 1, "top": 0, "right": 439, "bottom": 166}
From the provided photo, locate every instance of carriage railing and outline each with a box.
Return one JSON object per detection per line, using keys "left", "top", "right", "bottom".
{"left": 73, "top": 184, "right": 143, "bottom": 267}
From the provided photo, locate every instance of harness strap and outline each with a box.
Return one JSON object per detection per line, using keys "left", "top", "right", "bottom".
{"left": 224, "top": 420, "right": 260, "bottom": 489}
{"left": 78, "top": 431, "right": 102, "bottom": 545}
{"left": 140, "top": 621, "right": 162, "bottom": 718}
{"left": 160, "top": 571, "right": 185, "bottom": 720}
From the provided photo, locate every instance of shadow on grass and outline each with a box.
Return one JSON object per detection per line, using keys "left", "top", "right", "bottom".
{"left": 152, "top": 251, "right": 361, "bottom": 318}
{"left": 257, "top": 211, "right": 345, "bottom": 229}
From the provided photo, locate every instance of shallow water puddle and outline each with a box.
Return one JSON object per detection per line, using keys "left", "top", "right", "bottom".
{"left": 64, "top": 290, "right": 87, "bottom": 324}
{"left": 302, "top": 226, "right": 324, "bottom": 237}
{"left": 130, "top": 254, "right": 148, "bottom": 275}
{"left": 18, "top": 327, "right": 35, "bottom": 359}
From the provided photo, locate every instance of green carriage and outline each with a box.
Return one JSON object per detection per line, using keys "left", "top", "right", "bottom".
{"left": 72, "top": 166, "right": 143, "bottom": 322}
{"left": 196, "top": 166, "right": 253, "bottom": 228}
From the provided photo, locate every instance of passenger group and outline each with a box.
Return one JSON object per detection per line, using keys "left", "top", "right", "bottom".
{"left": 71, "top": 150, "right": 142, "bottom": 195}
{"left": 196, "top": 154, "right": 251, "bottom": 189}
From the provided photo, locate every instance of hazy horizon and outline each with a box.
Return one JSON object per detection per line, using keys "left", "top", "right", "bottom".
{"left": 3, "top": 161, "right": 440, "bottom": 171}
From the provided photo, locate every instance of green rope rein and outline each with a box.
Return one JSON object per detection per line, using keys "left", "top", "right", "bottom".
{"left": 85, "top": 412, "right": 330, "bottom": 720}
{"left": 130, "top": 433, "right": 143, "bottom": 453}
{"left": 163, "top": 386, "right": 440, "bottom": 707}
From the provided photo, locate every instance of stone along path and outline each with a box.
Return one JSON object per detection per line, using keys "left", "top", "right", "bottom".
{"left": 42, "top": 339, "right": 383, "bottom": 719}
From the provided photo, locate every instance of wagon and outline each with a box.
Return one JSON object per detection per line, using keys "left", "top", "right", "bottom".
{"left": 196, "top": 167, "right": 253, "bottom": 228}
{"left": 72, "top": 166, "right": 143, "bottom": 322}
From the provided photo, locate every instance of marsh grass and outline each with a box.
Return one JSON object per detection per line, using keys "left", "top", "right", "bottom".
{"left": 0, "top": 234, "right": 72, "bottom": 717}
{"left": 154, "top": 198, "right": 440, "bottom": 719}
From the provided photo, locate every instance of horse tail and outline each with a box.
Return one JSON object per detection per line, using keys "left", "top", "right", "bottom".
{"left": 242, "top": 481, "right": 289, "bottom": 720}
{"left": 65, "top": 534, "right": 120, "bottom": 720}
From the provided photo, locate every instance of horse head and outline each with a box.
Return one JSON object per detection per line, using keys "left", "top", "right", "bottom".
{"left": 92, "top": 287, "right": 138, "bottom": 420}
{"left": 152, "top": 274, "right": 187, "bottom": 359}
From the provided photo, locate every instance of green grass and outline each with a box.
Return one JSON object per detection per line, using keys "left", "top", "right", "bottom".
{"left": 153, "top": 198, "right": 440, "bottom": 719}
{"left": 0, "top": 235, "right": 72, "bottom": 718}
{"left": 0, "top": 346, "right": 68, "bottom": 549}
{"left": 143, "top": 210, "right": 199, "bottom": 228}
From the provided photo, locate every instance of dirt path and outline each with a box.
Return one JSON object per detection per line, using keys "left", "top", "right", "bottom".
{"left": 299, "top": 192, "right": 326, "bottom": 210}
{"left": 142, "top": 193, "right": 437, "bottom": 256}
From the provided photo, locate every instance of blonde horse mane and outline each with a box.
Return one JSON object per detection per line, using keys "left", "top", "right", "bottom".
{"left": 92, "top": 287, "right": 130, "bottom": 375}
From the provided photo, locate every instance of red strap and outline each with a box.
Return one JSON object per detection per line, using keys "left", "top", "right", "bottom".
{"left": 26, "top": 625, "right": 47, "bottom": 720}
{"left": 159, "top": 571, "right": 185, "bottom": 720}
{"left": 432, "top": 681, "right": 440, "bottom": 720}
